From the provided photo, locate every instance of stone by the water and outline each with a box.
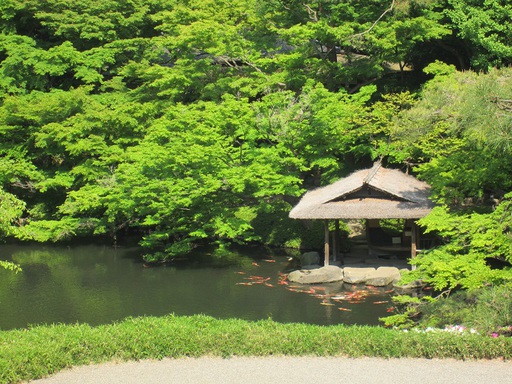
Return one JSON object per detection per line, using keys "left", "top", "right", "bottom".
{"left": 288, "top": 261, "right": 411, "bottom": 287}
{"left": 364, "top": 266, "right": 401, "bottom": 287}
{"left": 287, "top": 265, "right": 344, "bottom": 284}
{"left": 342, "top": 267, "right": 375, "bottom": 284}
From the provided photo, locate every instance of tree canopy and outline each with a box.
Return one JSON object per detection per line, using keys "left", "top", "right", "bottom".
{"left": 1, "top": 0, "right": 511, "bottom": 289}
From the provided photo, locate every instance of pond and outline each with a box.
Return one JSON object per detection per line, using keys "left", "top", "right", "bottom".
{"left": 0, "top": 244, "right": 396, "bottom": 330}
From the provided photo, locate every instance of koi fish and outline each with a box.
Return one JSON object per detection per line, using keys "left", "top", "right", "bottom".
{"left": 264, "top": 282, "right": 275, "bottom": 288}
{"left": 236, "top": 282, "right": 253, "bottom": 286}
{"left": 386, "top": 307, "right": 395, "bottom": 313}
{"left": 235, "top": 271, "right": 246, "bottom": 275}
{"left": 263, "top": 259, "right": 276, "bottom": 263}
{"left": 384, "top": 289, "right": 394, "bottom": 294}
{"left": 248, "top": 276, "right": 266, "bottom": 280}
{"left": 252, "top": 262, "right": 260, "bottom": 267}
{"left": 373, "top": 300, "right": 389, "bottom": 305}
{"left": 347, "top": 290, "right": 367, "bottom": 298}
{"left": 320, "top": 302, "right": 335, "bottom": 306}
{"left": 277, "top": 280, "right": 288, "bottom": 285}
{"left": 311, "top": 286, "right": 326, "bottom": 291}
{"left": 338, "top": 307, "right": 352, "bottom": 312}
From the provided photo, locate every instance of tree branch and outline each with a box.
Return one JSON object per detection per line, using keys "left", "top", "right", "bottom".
{"left": 303, "top": 3, "right": 319, "bottom": 22}
{"left": 11, "top": 180, "right": 36, "bottom": 192}
{"left": 491, "top": 97, "right": 512, "bottom": 112}
{"left": 434, "top": 289, "right": 452, "bottom": 299}
{"left": 350, "top": 0, "right": 395, "bottom": 41}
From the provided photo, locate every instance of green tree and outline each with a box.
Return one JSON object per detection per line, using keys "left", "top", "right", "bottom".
{"left": 2, "top": 0, "right": 510, "bottom": 266}
{"left": 0, "top": 188, "right": 24, "bottom": 272}
{"left": 405, "top": 196, "right": 512, "bottom": 291}
{"left": 0, "top": 188, "right": 25, "bottom": 237}
{"left": 260, "top": 0, "right": 451, "bottom": 90}
{"left": 445, "top": 0, "right": 512, "bottom": 70}
{"left": 393, "top": 64, "right": 512, "bottom": 205}
{"left": 393, "top": 66, "right": 512, "bottom": 291}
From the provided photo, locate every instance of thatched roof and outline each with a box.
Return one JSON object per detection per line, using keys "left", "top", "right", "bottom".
{"left": 289, "top": 162, "right": 434, "bottom": 220}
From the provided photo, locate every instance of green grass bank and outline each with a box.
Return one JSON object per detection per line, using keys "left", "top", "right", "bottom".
{"left": 2, "top": 314, "right": 511, "bottom": 384}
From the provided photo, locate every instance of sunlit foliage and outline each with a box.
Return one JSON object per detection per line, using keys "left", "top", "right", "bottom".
{"left": 0, "top": 0, "right": 511, "bottom": 268}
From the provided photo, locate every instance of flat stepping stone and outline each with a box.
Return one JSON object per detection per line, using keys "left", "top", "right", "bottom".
{"left": 365, "top": 267, "right": 401, "bottom": 287}
{"left": 343, "top": 267, "right": 375, "bottom": 284}
{"left": 288, "top": 266, "right": 344, "bottom": 284}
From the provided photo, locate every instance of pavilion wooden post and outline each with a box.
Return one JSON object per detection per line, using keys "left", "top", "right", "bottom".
{"left": 333, "top": 219, "right": 340, "bottom": 262}
{"left": 324, "top": 219, "right": 330, "bottom": 266}
{"left": 411, "top": 221, "right": 418, "bottom": 270}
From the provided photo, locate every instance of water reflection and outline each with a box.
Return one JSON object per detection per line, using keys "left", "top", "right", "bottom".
{"left": 0, "top": 244, "right": 393, "bottom": 330}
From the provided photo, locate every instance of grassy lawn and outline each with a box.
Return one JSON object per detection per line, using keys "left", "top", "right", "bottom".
{"left": 1, "top": 314, "right": 511, "bottom": 383}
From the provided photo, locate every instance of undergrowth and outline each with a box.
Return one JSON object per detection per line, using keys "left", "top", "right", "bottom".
{"left": 420, "top": 284, "right": 512, "bottom": 333}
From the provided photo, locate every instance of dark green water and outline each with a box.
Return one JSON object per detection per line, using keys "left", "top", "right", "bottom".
{"left": 0, "top": 244, "right": 394, "bottom": 330}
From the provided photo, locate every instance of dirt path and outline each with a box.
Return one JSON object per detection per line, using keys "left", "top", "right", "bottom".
{"left": 28, "top": 356, "right": 512, "bottom": 384}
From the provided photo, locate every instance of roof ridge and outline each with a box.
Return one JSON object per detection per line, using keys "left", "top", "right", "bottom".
{"left": 363, "top": 161, "right": 382, "bottom": 184}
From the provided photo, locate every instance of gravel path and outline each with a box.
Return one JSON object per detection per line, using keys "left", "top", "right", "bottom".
{"left": 28, "top": 357, "right": 512, "bottom": 384}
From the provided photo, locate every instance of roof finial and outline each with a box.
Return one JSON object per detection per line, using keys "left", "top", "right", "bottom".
{"left": 363, "top": 158, "right": 382, "bottom": 184}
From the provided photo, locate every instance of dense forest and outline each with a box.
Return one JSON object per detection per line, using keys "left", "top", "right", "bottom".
{"left": 1, "top": 0, "right": 511, "bottom": 292}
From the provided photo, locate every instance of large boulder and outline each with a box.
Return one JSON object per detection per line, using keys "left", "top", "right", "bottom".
{"left": 300, "top": 251, "right": 320, "bottom": 267}
{"left": 365, "top": 267, "right": 401, "bottom": 287}
{"left": 288, "top": 265, "right": 343, "bottom": 284}
{"left": 343, "top": 267, "right": 375, "bottom": 284}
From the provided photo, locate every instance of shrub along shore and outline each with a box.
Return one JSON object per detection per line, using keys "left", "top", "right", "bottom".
{"left": 1, "top": 315, "right": 511, "bottom": 384}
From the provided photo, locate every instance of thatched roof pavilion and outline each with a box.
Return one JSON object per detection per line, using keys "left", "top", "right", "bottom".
{"left": 289, "top": 162, "right": 435, "bottom": 265}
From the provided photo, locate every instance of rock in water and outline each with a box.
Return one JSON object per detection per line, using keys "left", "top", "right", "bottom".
{"left": 343, "top": 267, "right": 375, "bottom": 284}
{"left": 365, "top": 267, "right": 401, "bottom": 287}
{"left": 288, "top": 266, "right": 344, "bottom": 284}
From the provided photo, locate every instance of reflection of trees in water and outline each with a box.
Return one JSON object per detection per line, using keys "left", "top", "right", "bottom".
{"left": 1, "top": 244, "right": 393, "bottom": 330}
{"left": 2, "top": 245, "right": 128, "bottom": 329}
{"left": 12, "top": 249, "right": 71, "bottom": 267}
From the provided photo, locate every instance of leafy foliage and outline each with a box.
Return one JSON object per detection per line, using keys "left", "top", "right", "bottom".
{"left": 379, "top": 294, "right": 427, "bottom": 329}
{"left": 387, "top": 67, "right": 512, "bottom": 291}
{"left": 0, "top": 188, "right": 25, "bottom": 237}
{"left": 0, "top": 0, "right": 511, "bottom": 268}
{"left": 399, "top": 193, "right": 512, "bottom": 291}
{"left": 393, "top": 65, "right": 512, "bottom": 204}
{"left": 445, "top": 0, "right": 512, "bottom": 70}
{"left": 0, "top": 188, "right": 24, "bottom": 272}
